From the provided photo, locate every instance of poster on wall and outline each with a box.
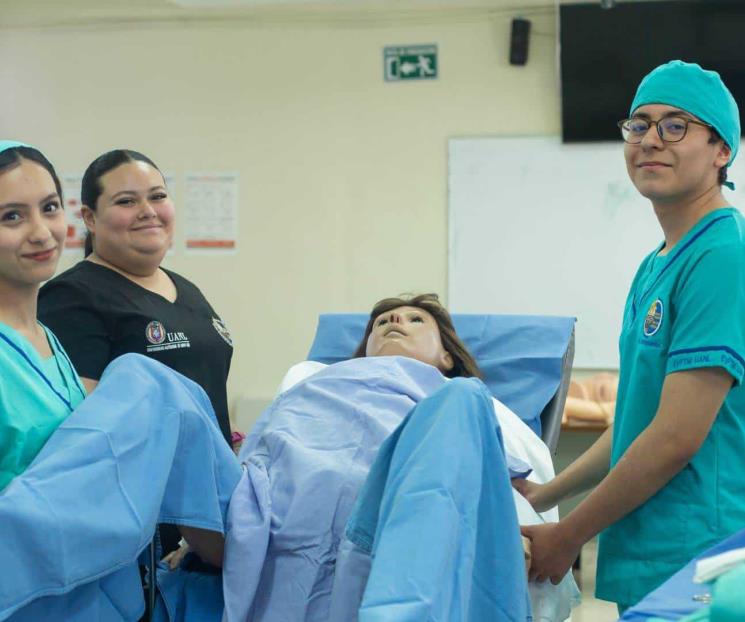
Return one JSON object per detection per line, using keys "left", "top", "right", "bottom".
{"left": 60, "top": 174, "right": 86, "bottom": 252}
{"left": 184, "top": 172, "right": 238, "bottom": 253}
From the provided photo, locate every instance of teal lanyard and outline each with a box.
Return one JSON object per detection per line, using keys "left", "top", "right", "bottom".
{"left": 0, "top": 330, "right": 85, "bottom": 412}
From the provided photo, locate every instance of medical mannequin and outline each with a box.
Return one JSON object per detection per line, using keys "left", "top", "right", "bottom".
{"left": 354, "top": 293, "right": 531, "bottom": 570}
{"left": 562, "top": 374, "right": 617, "bottom": 427}
{"left": 222, "top": 294, "right": 581, "bottom": 621}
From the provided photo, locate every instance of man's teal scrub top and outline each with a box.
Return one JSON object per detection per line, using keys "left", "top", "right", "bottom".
{"left": 0, "top": 321, "right": 86, "bottom": 490}
{"left": 596, "top": 208, "right": 745, "bottom": 606}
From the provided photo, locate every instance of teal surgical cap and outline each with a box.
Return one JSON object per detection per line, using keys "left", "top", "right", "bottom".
{"left": 0, "top": 140, "right": 31, "bottom": 154}
{"left": 630, "top": 61, "right": 741, "bottom": 178}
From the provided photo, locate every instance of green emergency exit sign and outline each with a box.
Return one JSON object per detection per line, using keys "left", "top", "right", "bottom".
{"left": 384, "top": 45, "right": 438, "bottom": 82}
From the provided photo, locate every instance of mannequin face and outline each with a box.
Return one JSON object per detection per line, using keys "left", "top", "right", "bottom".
{"left": 365, "top": 305, "right": 454, "bottom": 373}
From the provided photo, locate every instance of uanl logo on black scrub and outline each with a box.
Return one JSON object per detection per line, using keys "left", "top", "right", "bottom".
{"left": 145, "top": 320, "right": 191, "bottom": 353}
{"left": 643, "top": 299, "right": 664, "bottom": 337}
{"left": 212, "top": 317, "right": 233, "bottom": 347}
{"left": 145, "top": 321, "right": 166, "bottom": 345}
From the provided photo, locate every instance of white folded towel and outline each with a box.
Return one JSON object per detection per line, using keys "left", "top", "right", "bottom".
{"left": 693, "top": 547, "right": 745, "bottom": 583}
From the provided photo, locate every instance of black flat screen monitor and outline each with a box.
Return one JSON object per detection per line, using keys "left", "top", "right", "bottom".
{"left": 560, "top": 1, "right": 745, "bottom": 142}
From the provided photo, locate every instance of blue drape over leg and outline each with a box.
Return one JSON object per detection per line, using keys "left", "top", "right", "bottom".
{"left": 0, "top": 354, "right": 241, "bottom": 622}
{"left": 346, "top": 378, "right": 530, "bottom": 622}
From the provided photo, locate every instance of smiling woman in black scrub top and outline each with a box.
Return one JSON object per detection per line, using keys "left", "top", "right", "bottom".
{"left": 39, "top": 149, "right": 233, "bottom": 441}
{"left": 38, "top": 149, "right": 233, "bottom": 559}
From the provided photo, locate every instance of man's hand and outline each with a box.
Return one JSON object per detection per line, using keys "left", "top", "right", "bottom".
{"left": 520, "top": 522, "right": 581, "bottom": 584}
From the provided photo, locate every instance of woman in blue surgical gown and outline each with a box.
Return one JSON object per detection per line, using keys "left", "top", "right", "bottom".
{"left": 0, "top": 141, "right": 235, "bottom": 622}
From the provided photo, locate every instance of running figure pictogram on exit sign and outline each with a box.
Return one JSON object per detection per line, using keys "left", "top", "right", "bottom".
{"left": 384, "top": 45, "right": 438, "bottom": 81}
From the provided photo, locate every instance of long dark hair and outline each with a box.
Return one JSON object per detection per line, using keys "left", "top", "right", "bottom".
{"left": 353, "top": 293, "right": 483, "bottom": 379}
{"left": 80, "top": 149, "right": 162, "bottom": 256}
{"left": 0, "top": 146, "right": 63, "bottom": 201}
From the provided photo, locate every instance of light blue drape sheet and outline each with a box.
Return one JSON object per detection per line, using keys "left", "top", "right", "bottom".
{"left": 0, "top": 354, "right": 241, "bottom": 622}
{"left": 338, "top": 377, "right": 530, "bottom": 621}
{"left": 222, "top": 357, "right": 531, "bottom": 621}
{"left": 222, "top": 356, "right": 448, "bottom": 621}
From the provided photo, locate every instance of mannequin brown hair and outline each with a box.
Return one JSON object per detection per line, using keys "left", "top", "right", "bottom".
{"left": 353, "top": 293, "right": 483, "bottom": 379}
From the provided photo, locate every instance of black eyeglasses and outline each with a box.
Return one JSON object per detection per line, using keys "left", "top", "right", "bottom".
{"left": 617, "top": 116, "right": 712, "bottom": 144}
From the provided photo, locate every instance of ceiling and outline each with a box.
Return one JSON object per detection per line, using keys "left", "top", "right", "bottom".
{"left": 0, "top": 0, "right": 561, "bottom": 29}
{"left": 0, "top": 0, "right": 663, "bottom": 28}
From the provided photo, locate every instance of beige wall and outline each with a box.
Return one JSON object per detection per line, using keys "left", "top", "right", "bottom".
{"left": 0, "top": 4, "right": 559, "bottom": 428}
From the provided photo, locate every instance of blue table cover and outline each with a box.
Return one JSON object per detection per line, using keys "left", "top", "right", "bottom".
{"left": 621, "top": 528, "right": 745, "bottom": 621}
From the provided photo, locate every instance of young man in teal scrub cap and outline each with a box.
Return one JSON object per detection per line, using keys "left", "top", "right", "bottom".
{"left": 514, "top": 60, "right": 745, "bottom": 612}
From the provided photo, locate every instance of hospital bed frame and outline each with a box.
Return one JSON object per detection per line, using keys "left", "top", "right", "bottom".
{"left": 539, "top": 328, "right": 574, "bottom": 454}
{"left": 148, "top": 541, "right": 156, "bottom": 618}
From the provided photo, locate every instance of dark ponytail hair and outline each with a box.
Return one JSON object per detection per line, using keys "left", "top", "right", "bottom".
{"left": 0, "top": 146, "right": 63, "bottom": 202}
{"left": 81, "top": 149, "right": 162, "bottom": 256}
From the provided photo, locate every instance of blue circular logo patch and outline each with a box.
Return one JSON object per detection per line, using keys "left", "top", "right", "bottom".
{"left": 643, "top": 299, "right": 664, "bottom": 337}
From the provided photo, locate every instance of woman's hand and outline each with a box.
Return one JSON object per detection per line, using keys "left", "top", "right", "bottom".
{"left": 511, "top": 478, "right": 554, "bottom": 513}
{"left": 162, "top": 542, "right": 190, "bottom": 570}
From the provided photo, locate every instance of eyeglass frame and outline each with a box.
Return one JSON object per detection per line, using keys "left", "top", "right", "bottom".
{"left": 617, "top": 115, "right": 713, "bottom": 144}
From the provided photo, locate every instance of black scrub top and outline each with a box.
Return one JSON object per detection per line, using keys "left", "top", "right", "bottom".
{"left": 38, "top": 261, "right": 233, "bottom": 444}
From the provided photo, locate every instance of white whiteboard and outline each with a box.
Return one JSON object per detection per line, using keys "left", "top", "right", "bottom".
{"left": 448, "top": 136, "right": 745, "bottom": 368}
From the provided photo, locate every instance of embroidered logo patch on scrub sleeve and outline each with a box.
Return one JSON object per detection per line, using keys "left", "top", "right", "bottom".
{"left": 212, "top": 317, "right": 233, "bottom": 346}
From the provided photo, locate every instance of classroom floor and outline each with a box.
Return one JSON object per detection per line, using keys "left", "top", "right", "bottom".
{"left": 569, "top": 538, "right": 620, "bottom": 622}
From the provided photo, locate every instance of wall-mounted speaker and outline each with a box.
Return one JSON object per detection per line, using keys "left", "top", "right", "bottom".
{"left": 509, "top": 18, "right": 531, "bottom": 66}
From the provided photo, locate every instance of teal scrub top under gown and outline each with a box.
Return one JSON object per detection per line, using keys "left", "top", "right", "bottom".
{"left": 0, "top": 321, "right": 86, "bottom": 490}
{"left": 596, "top": 208, "right": 745, "bottom": 606}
